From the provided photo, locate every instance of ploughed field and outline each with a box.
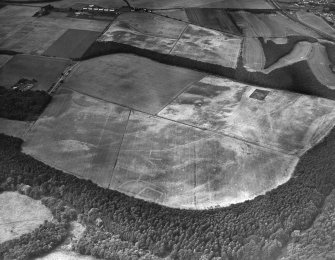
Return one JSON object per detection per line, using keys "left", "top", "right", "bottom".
{"left": 22, "top": 54, "right": 335, "bottom": 209}
{"left": 0, "top": 54, "right": 71, "bottom": 91}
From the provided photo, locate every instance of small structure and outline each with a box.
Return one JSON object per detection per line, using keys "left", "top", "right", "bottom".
{"left": 249, "top": 89, "right": 270, "bottom": 101}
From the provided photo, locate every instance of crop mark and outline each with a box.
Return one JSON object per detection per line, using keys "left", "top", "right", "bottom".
{"left": 155, "top": 75, "right": 206, "bottom": 115}
{"left": 108, "top": 110, "right": 131, "bottom": 189}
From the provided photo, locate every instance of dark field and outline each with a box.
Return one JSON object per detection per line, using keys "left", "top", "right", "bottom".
{"left": 259, "top": 36, "right": 317, "bottom": 68}
{"left": 0, "top": 54, "right": 71, "bottom": 91}
{"left": 0, "top": 7, "right": 109, "bottom": 55}
{"left": 44, "top": 29, "right": 101, "bottom": 59}
{"left": 185, "top": 8, "right": 241, "bottom": 35}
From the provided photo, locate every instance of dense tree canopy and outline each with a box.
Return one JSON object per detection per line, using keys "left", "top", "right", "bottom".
{"left": 0, "top": 86, "right": 51, "bottom": 121}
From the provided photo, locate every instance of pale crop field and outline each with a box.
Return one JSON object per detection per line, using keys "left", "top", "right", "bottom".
{"left": 233, "top": 11, "right": 320, "bottom": 38}
{"left": 100, "top": 13, "right": 242, "bottom": 68}
{"left": 0, "top": 192, "right": 53, "bottom": 244}
{"left": 111, "top": 111, "right": 297, "bottom": 209}
{"left": 22, "top": 79, "right": 301, "bottom": 209}
{"left": 23, "top": 89, "right": 130, "bottom": 188}
{"left": 296, "top": 11, "right": 335, "bottom": 39}
{"left": 308, "top": 43, "right": 335, "bottom": 90}
{"left": 170, "top": 24, "right": 242, "bottom": 68}
{"left": 243, "top": 37, "right": 266, "bottom": 71}
{"left": 158, "top": 76, "right": 335, "bottom": 155}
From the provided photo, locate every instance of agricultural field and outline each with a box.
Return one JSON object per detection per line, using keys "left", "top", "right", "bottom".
{"left": 0, "top": 192, "right": 53, "bottom": 244}
{"left": 23, "top": 89, "right": 130, "bottom": 188}
{"left": 308, "top": 42, "right": 335, "bottom": 90}
{"left": 0, "top": 6, "right": 38, "bottom": 43}
{"left": 152, "top": 9, "right": 189, "bottom": 22}
{"left": 43, "top": 29, "right": 102, "bottom": 59}
{"left": 111, "top": 111, "right": 297, "bottom": 209}
{"left": 232, "top": 11, "right": 320, "bottom": 38}
{"left": 37, "top": 251, "right": 99, "bottom": 260}
{"left": 261, "top": 41, "right": 335, "bottom": 89}
{"left": 321, "top": 39, "right": 335, "bottom": 64}
{"left": 296, "top": 11, "right": 335, "bottom": 39}
{"left": 100, "top": 12, "right": 188, "bottom": 54}
{"left": 258, "top": 36, "right": 316, "bottom": 68}
{"left": 0, "top": 55, "right": 12, "bottom": 68}
{"left": 242, "top": 37, "right": 266, "bottom": 71}
{"left": 261, "top": 41, "right": 313, "bottom": 72}
{"left": 170, "top": 24, "right": 242, "bottom": 68}
{"left": 159, "top": 76, "right": 335, "bottom": 155}
{"left": 185, "top": 8, "right": 241, "bottom": 35}
{"left": 1, "top": 1, "right": 335, "bottom": 259}
{"left": 241, "top": 37, "right": 335, "bottom": 90}
{"left": 99, "top": 12, "right": 242, "bottom": 68}
{"left": 117, "top": 12, "right": 187, "bottom": 39}
{"left": 0, "top": 8, "right": 109, "bottom": 55}
{"left": 0, "top": 118, "right": 31, "bottom": 139}
{"left": 22, "top": 75, "right": 306, "bottom": 210}
{"left": 30, "top": 0, "right": 214, "bottom": 9}
{"left": 128, "top": 0, "right": 274, "bottom": 9}
{"left": 62, "top": 53, "right": 205, "bottom": 114}
{"left": 0, "top": 54, "right": 71, "bottom": 91}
